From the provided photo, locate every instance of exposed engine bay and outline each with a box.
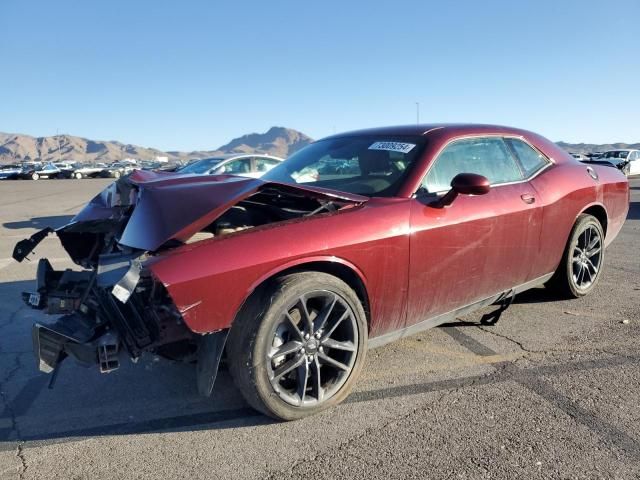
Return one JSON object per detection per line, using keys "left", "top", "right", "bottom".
{"left": 13, "top": 171, "right": 366, "bottom": 394}
{"left": 187, "top": 187, "right": 342, "bottom": 241}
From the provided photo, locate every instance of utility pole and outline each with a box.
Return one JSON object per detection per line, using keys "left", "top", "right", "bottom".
{"left": 416, "top": 102, "right": 420, "bottom": 125}
{"left": 56, "top": 128, "right": 62, "bottom": 163}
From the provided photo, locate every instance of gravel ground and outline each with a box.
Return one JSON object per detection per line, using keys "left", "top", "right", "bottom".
{"left": 0, "top": 177, "right": 638, "bottom": 479}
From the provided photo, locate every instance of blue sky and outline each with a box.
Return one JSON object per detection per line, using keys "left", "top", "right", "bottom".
{"left": 1, "top": 0, "right": 638, "bottom": 151}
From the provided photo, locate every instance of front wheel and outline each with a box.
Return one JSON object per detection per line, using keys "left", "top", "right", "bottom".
{"left": 227, "top": 272, "right": 367, "bottom": 420}
{"left": 546, "top": 213, "right": 605, "bottom": 298}
{"left": 31, "top": 172, "right": 40, "bottom": 180}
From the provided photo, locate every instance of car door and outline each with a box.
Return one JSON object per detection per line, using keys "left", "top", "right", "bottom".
{"left": 406, "top": 136, "right": 543, "bottom": 326}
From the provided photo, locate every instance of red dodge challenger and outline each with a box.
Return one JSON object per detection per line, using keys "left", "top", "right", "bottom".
{"left": 14, "top": 124, "right": 629, "bottom": 420}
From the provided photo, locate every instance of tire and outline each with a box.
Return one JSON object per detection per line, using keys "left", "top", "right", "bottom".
{"left": 113, "top": 170, "right": 121, "bottom": 179}
{"left": 74, "top": 172, "right": 83, "bottom": 179}
{"left": 546, "top": 214, "right": 605, "bottom": 298}
{"left": 227, "top": 272, "right": 367, "bottom": 420}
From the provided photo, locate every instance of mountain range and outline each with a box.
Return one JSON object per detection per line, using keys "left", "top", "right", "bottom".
{"left": 0, "top": 127, "right": 637, "bottom": 165}
{"left": 555, "top": 141, "right": 640, "bottom": 154}
{"left": 0, "top": 127, "right": 313, "bottom": 165}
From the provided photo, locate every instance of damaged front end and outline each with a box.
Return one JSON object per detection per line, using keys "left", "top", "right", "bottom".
{"left": 14, "top": 170, "right": 366, "bottom": 394}
{"left": 18, "top": 237, "right": 197, "bottom": 388}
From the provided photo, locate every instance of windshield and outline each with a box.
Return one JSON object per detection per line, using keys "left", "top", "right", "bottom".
{"left": 179, "top": 158, "right": 224, "bottom": 174}
{"left": 262, "top": 135, "right": 427, "bottom": 196}
{"left": 602, "top": 151, "right": 629, "bottom": 159}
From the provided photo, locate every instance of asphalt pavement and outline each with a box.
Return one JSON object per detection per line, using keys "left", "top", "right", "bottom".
{"left": 0, "top": 177, "right": 638, "bottom": 479}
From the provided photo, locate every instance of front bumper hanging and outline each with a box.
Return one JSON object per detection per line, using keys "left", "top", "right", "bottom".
{"left": 15, "top": 219, "right": 228, "bottom": 397}
{"left": 21, "top": 254, "right": 192, "bottom": 378}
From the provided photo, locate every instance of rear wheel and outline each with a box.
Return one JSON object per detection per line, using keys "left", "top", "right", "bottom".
{"left": 227, "top": 272, "right": 367, "bottom": 420}
{"left": 546, "top": 214, "right": 604, "bottom": 298}
{"left": 74, "top": 172, "right": 83, "bottom": 179}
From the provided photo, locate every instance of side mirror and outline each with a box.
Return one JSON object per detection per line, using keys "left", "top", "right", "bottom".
{"left": 431, "top": 173, "right": 490, "bottom": 208}
{"left": 451, "top": 172, "right": 491, "bottom": 195}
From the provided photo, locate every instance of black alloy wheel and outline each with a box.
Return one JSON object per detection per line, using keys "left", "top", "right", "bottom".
{"left": 265, "top": 290, "right": 359, "bottom": 407}
{"left": 547, "top": 213, "right": 605, "bottom": 298}
{"left": 227, "top": 272, "right": 367, "bottom": 420}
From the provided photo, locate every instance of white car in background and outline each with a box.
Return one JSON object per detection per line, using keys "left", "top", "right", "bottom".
{"left": 599, "top": 149, "right": 640, "bottom": 176}
{"left": 177, "top": 154, "right": 284, "bottom": 178}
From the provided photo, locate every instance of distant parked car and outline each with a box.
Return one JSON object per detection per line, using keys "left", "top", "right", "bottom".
{"left": 15, "top": 162, "right": 62, "bottom": 180}
{"left": 71, "top": 163, "right": 109, "bottom": 179}
{"left": 177, "top": 154, "right": 284, "bottom": 178}
{"left": 569, "top": 152, "right": 589, "bottom": 162}
{"left": 53, "top": 162, "right": 81, "bottom": 179}
{"left": 0, "top": 164, "right": 22, "bottom": 180}
{"left": 139, "top": 161, "right": 178, "bottom": 172}
{"left": 136, "top": 161, "right": 159, "bottom": 170}
{"left": 597, "top": 150, "right": 640, "bottom": 176}
{"left": 97, "top": 162, "right": 136, "bottom": 179}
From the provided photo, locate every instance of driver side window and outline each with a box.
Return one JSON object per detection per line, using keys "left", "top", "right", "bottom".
{"left": 422, "top": 137, "right": 523, "bottom": 193}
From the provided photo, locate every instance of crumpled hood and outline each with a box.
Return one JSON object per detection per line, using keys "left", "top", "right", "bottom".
{"left": 65, "top": 170, "right": 368, "bottom": 253}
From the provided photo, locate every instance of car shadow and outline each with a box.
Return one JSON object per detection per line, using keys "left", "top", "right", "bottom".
{"left": 512, "top": 287, "right": 562, "bottom": 304}
{"left": 0, "top": 279, "right": 273, "bottom": 447}
{"left": 2, "top": 215, "right": 75, "bottom": 230}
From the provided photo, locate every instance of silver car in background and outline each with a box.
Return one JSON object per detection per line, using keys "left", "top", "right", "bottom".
{"left": 177, "top": 154, "right": 283, "bottom": 178}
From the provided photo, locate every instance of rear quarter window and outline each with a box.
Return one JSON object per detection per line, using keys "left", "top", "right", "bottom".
{"left": 505, "top": 138, "right": 550, "bottom": 177}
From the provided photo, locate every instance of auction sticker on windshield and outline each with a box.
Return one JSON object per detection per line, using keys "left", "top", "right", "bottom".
{"left": 368, "top": 141, "right": 416, "bottom": 154}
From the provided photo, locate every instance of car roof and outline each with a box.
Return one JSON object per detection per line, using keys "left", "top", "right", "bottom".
{"left": 322, "top": 123, "right": 539, "bottom": 140}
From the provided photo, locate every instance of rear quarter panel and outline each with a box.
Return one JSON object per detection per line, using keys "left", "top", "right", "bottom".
{"left": 528, "top": 161, "right": 628, "bottom": 278}
{"left": 595, "top": 165, "right": 630, "bottom": 244}
{"left": 146, "top": 199, "right": 411, "bottom": 338}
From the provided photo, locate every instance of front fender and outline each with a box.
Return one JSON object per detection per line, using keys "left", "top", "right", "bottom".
{"left": 146, "top": 198, "right": 410, "bottom": 336}
{"left": 149, "top": 253, "right": 369, "bottom": 334}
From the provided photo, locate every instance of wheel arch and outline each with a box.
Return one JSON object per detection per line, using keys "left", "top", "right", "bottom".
{"left": 236, "top": 256, "right": 371, "bottom": 330}
{"left": 580, "top": 203, "right": 608, "bottom": 235}
{"left": 546, "top": 202, "right": 608, "bottom": 284}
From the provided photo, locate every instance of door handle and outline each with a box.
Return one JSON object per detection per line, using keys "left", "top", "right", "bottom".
{"left": 520, "top": 194, "right": 536, "bottom": 204}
